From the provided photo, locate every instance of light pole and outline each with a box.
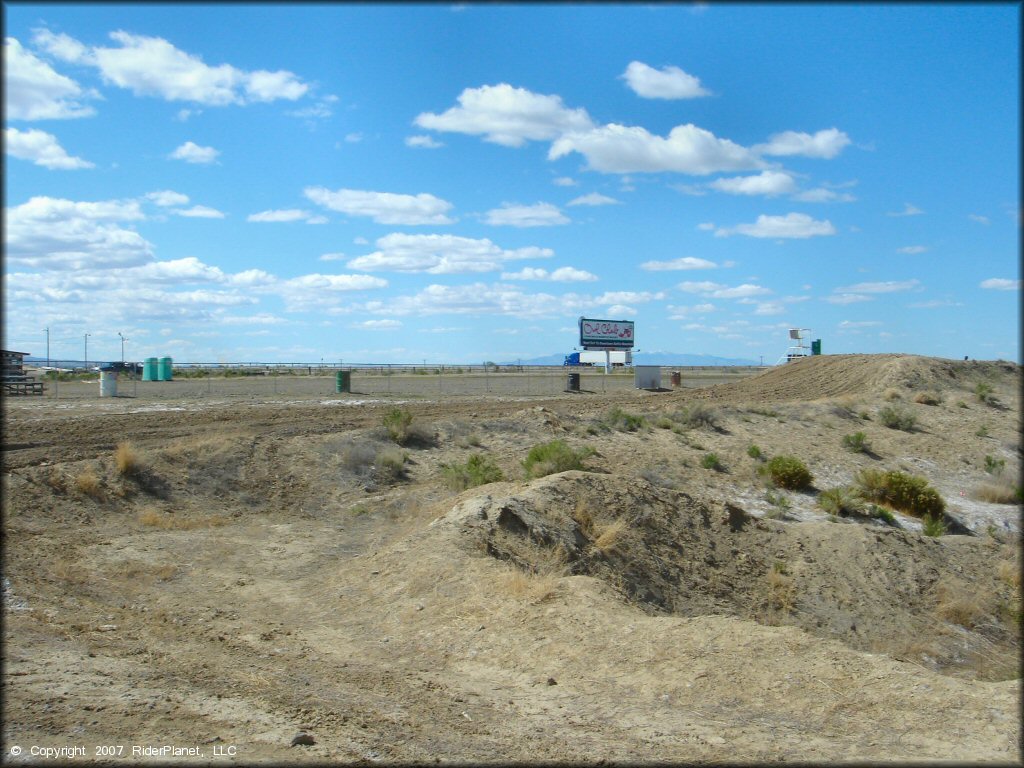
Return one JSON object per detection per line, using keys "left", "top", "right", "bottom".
{"left": 44, "top": 327, "right": 49, "bottom": 368}
{"left": 84, "top": 333, "right": 90, "bottom": 370}
{"left": 118, "top": 332, "right": 127, "bottom": 363}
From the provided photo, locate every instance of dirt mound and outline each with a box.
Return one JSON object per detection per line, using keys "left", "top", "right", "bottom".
{"left": 444, "top": 471, "right": 1020, "bottom": 680}
{"left": 692, "top": 353, "right": 1020, "bottom": 404}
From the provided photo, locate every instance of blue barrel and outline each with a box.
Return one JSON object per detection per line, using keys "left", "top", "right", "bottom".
{"left": 142, "top": 357, "right": 159, "bottom": 381}
{"left": 158, "top": 357, "right": 173, "bottom": 381}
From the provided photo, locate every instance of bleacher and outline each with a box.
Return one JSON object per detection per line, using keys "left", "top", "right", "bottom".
{"left": 2, "top": 350, "right": 45, "bottom": 396}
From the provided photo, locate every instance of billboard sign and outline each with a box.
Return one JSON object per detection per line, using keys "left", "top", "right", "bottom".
{"left": 579, "top": 317, "right": 635, "bottom": 349}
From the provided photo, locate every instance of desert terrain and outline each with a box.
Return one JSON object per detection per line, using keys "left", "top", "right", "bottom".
{"left": 2, "top": 353, "right": 1021, "bottom": 763}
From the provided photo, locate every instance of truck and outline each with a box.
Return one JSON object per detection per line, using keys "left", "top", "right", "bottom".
{"left": 564, "top": 351, "right": 632, "bottom": 367}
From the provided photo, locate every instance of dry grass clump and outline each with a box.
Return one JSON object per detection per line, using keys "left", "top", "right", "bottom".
{"left": 138, "top": 507, "right": 229, "bottom": 530}
{"left": 500, "top": 548, "right": 566, "bottom": 604}
{"left": 593, "top": 518, "right": 628, "bottom": 554}
{"left": 762, "top": 562, "right": 796, "bottom": 618}
{"left": 972, "top": 475, "right": 1021, "bottom": 504}
{"left": 114, "top": 441, "right": 144, "bottom": 477}
{"left": 603, "top": 406, "right": 646, "bottom": 432}
{"left": 73, "top": 470, "right": 105, "bottom": 500}
{"left": 913, "top": 391, "right": 942, "bottom": 405}
{"left": 883, "top": 387, "right": 902, "bottom": 401}
{"left": 375, "top": 447, "right": 408, "bottom": 481}
{"left": 935, "top": 580, "right": 991, "bottom": 629}
{"left": 878, "top": 405, "right": 916, "bottom": 431}
{"left": 341, "top": 442, "right": 377, "bottom": 475}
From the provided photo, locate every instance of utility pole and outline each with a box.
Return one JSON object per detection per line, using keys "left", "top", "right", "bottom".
{"left": 118, "top": 332, "right": 127, "bottom": 363}
{"left": 45, "top": 327, "right": 49, "bottom": 368}
{"left": 84, "top": 333, "right": 90, "bottom": 370}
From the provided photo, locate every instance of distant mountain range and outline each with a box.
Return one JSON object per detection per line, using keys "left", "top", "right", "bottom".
{"left": 504, "top": 352, "right": 762, "bottom": 367}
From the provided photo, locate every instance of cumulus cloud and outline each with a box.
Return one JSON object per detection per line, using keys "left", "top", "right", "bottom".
{"left": 276, "top": 273, "right": 389, "bottom": 311}
{"left": 5, "top": 195, "right": 152, "bottom": 270}
{"left": 304, "top": 186, "right": 454, "bottom": 225}
{"left": 567, "top": 192, "right": 620, "bottom": 206}
{"left": 677, "top": 281, "right": 771, "bottom": 299}
{"left": 640, "top": 257, "right": 717, "bottom": 271}
{"left": 405, "top": 134, "right": 444, "bottom": 149}
{"left": 484, "top": 202, "right": 569, "bottom": 227}
{"left": 356, "top": 282, "right": 574, "bottom": 318}
{"left": 835, "top": 279, "right": 920, "bottom": 294}
{"left": 173, "top": 205, "right": 225, "bottom": 218}
{"left": 826, "top": 293, "right": 872, "bottom": 305}
{"left": 145, "top": 190, "right": 189, "bottom": 207}
{"left": 708, "top": 170, "right": 796, "bottom": 197}
{"left": 414, "top": 83, "right": 593, "bottom": 147}
{"left": 667, "top": 303, "right": 715, "bottom": 319}
{"left": 606, "top": 304, "right": 636, "bottom": 316}
{"left": 500, "top": 266, "right": 598, "bottom": 282}
{"left": 549, "top": 122, "right": 763, "bottom": 175}
{"left": 886, "top": 203, "right": 924, "bottom": 217}
{"left": 4, "top": 127, "right": 94, "bottom": 169}
{"left": 980, "top": 278, "right": 1021, "bottom": 291}
{"left": 247, "top": 209, "right": 313, "bottom": 223}
{"left": 791, "top": 187, "right": 856, "bottom": 203}
{"left": 715, "top": 213, "right": 835, "bottom": 239}
{"left": 170, "top": 141, "right": 219, "bottom": 164}
{"left": 896, "top": 245, "right": 928, "bottom": 254}
{"left": 352, "top": 319, "right": 402, "bottom": 330}
{"left": 4, "top": 36, "right": 97, "bottom": 120}
{"left": 595, "top": 290, "right": 665, "bottom": 304}
{"left": 754, "top": 128, "right": 851, "bottom": 159}
{"left": 621, "top": 61, "right": 710, "bottom": 99}
{"left": 36, "top": 29, "right": 309, "bottom": 106}
{"left": 346, "top": 233, "right": 553, "bottom": 274}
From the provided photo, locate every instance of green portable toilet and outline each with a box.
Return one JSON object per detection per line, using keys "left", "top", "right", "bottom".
{"left": 336, "top": 370, "right": 351, "bottom": 393}
{"left": 158, "top": 357, "right": 173, "bottom": 381}
{"left": 811, "top": 339, "right": 822, "bottom": 356}
{"left": 143, "top": 357, "right": 159, "bottom": 381}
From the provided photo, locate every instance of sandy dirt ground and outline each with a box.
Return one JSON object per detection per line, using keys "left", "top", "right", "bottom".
{"left": 2, "top": 354, "right": 1021, "bottom": 764}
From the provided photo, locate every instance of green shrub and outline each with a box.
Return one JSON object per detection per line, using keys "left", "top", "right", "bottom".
{"left": 975, "top": 381, "right": 994, "bottom": 404}
{"left": 853, "top": 468, "right": 945, "bottom": 518}
{"left": 675, "top": 403, "right": 719, "bottom": 430}
{"left": 817, "top": 486, "right": 866, "bottom": 517}
{"left": 440, "top": 454, "right": 505, "bottom": 491}
{"left": 382, "top": 408, "right": 414, "bottom": 445}
{"left": 984, "top": 455, "right": 1006, "bottom": 476}
{"left": 878, "top": 405, "right": 916, "bottom": 431}
{"left": 604, "top": 406, "right": 646, "bottom": 432}
{"left": 747, "top": 444, "right": 764, "bottom": 460}
{"left": 654, "top": 416, "right": 674, "bottom": 430}
{"left": 842, "top": 431, "right": 870, "bottom": 453}
{"left": 761, "top": 455, "right": 813, "bottom": 490}
{"left": 701, "top": 453, "right": 724, "bottom": 471}
{"left": 523, "top": 440, "right": 593, "bottom": 479}
{"left": 976, "top": 424, "right": 990, "bottom": 438}
{"left": 922, "top": 513, "right": 947, "bottom": 537}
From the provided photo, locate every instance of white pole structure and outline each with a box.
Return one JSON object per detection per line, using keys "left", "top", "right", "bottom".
{"left": 84, "top": 333, "right": 90, "bottom": 370}
{"left": 605, "top": 349, "right": 611, "bottom": 374}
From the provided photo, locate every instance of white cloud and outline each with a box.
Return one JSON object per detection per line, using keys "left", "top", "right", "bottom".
{"left": 839, "top": 320, "right": 882, "bottom": 328}
{"left": 173, "top": 205, "right": 225, "bottom": 218}
{"left": 405, "top": 134, "right": 444, "bottom": 149}
{"left": 909, "top": 299, "right": 963, "bottom": 308}
{"left": 677, "top": 281, "right": 770, "bottom": 299}
{"left": 5, "top": 195, "right": 152, "bottom": 270}
{"left": 640, "top": 257, "right": 717, "bottom": 271}
{"left": 968, "top": 213, "right": 990, "bottom": 225}
{"left": 696, "top": 222, "right": 715, "bottom": 231}
{"left": 353, "top": 319, "right": 402, "bottom": 330}
{"left": 145, "top": 190, "right": 189, "bottom": 207}
{"left": 414, "top": 83, "right": 593, "bottom": 147}
{"left": 667, "top": 303, "right": 715, "bottom": 319}
{"left": 595, "top": 290, "right": 665, "bottom": 304}
{"left": 41, "top": 29, "right": 309, "bottom": 106}
{"left": 170, "top": 141, "right": 219, "bottom": 164}
{"left": 501, "top": 267, "right": 598, "bottom": 282}
{"left": 826, "top": 293, "right": 872, "bottom": 304}
{"left": 567, "top": 192, "right": 620, "bottom": 206}
{"left": 606, "top": 304, "right": 636, "bottom": 316}
{"left": 621, "top": 61, "right": 710, "bottom": 99}
{"left": 887, "top": 203, "right": 924, "bottom": 217}
{"left": 247, "top": 209, "right": 312, "bottom": 223}
{"left": 753, "top": 302, "right": 785, "bottom": 315}
{"left": 549, "top": 123, "right": 764, "bottom": 175}
{"left": 896, "top": 245, "right": 928, "bottom": 254}
{"left": 835, "top": 279, "right": 920, "bottom": 294}
{"left": 4, "top": 127, "right": 94, "bottom": 169}
{"left": 715, "top": 213, "right": 835, "bottom": 239}
{"left": 4, "top": 36, "right": 97, "bottom": 120}
{"left": 347, "top": 233, "right": 553, "bottom": 274}
{"left": 980, "top": 278, "right": 1021, "bottom": 291}
{"left": 754, "top": 128, "right": 851, "bottom": 159}
{"left": 553, "top": 177, "right": 577, "bottom": 187}
{"left": 276, "top": 273, "right": 389, "bottom": 311}
{"left": 792, "top": 187, "right": 856, "bottom": 203}
{"left": 319, "top": 252, "right": 346, "bottom": 261}
{"left": 304, "top": 186, "right": 453, "bottom": 225}
{"left": 708, "top": 171, "right": 797, "bottom": 196}
{"left": 484, "top": 202, "right": 569, "bottom": 227}
{"left": 355, "top": 282, "right": 579, "bottom": 318}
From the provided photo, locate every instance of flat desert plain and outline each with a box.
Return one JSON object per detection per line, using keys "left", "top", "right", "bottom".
{"left": 2, "top": 353, "right": 1021, "bottom": 763}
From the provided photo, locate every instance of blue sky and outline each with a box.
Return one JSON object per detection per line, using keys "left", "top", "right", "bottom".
{"left": 4, "top": 3, "right": 1020, "bottom": 365}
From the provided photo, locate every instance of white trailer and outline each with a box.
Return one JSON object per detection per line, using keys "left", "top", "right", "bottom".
{"left": 580, "top": 350, "right": 632, "bottom": 367}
